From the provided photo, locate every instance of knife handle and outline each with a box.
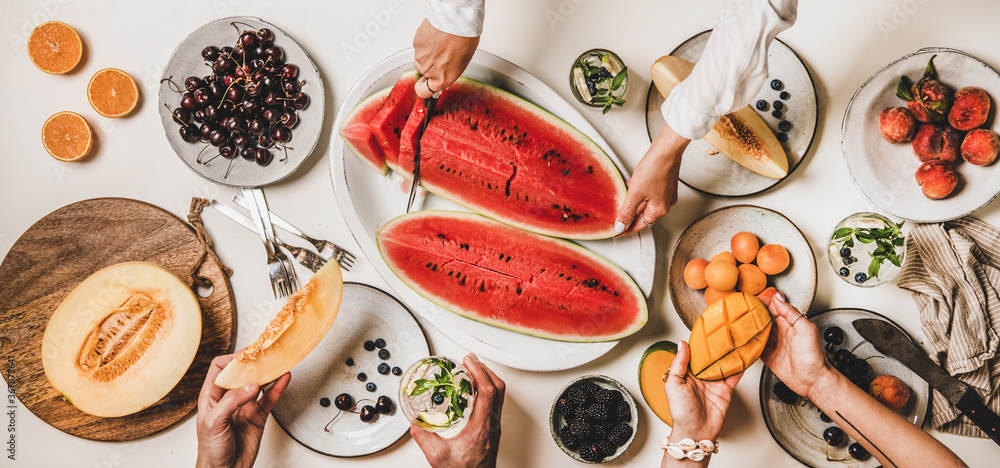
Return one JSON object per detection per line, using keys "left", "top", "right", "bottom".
{"left": 955, "top": 390, "right": 1000, "bottom": 446}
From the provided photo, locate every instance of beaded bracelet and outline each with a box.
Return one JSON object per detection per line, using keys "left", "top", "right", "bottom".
{"left": 659, "top": 434, "right": 719, "bottom": 462}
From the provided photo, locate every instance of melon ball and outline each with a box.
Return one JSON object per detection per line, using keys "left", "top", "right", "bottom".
{"left": 756, "top": 244, "right": 790, "bottom": 275}
{"left": 711, "top": 251, "right": 738, "bottom": 265}
{"left": 683, "top": 258, "right": 710, "bottom": 290}
{"left": 704, "top": 286, "right": 735, "bottom": 306}
{"left": 736, "top": 264, "right": 768, "bottom": 295}
{"left": 704, "top": 260, "right": 739, "bottom": 291}
{"left": 730, "top": 232, "right": 760, "bottom": 264}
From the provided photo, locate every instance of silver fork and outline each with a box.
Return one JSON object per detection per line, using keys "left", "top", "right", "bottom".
{"left": 208, "top": 199, "right": 330, "bottom": 273}
{"left": 242, "top": 188, "right": 297, "bottom": 297}
{"left": 232, "top": 194, "right": 357, "bottom": 270}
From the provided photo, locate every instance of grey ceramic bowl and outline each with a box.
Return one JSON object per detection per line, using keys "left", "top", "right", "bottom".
{"left": 549, "top": 375, "right": 639, "bottom": 464}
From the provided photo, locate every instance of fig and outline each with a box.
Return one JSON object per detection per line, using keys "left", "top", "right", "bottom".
{"left": 949, "top": 87, "right": 991, "bottom": 131}
{"left": 961, "top": 128, "right": 1000, "bottom": 166}
{"left": 897, "top": 56, "right": 952, "bottom": 123}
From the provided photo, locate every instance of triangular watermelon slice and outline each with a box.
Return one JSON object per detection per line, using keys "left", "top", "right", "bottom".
{"left": 369, "top": 70, "right": 419, "bottom": 169}
{"left": 339, "top": 87, "right": 391, "bottom": 174}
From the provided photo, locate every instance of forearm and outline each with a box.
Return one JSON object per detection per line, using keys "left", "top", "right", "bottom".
{"left": 808, "top": 369, "right": 967, "bottom": 467}
{"left": 649, "top": 122, "right": 690, "bottom": 168}
{"left": 660, "top": 452, "right": 710, "bottom": 468}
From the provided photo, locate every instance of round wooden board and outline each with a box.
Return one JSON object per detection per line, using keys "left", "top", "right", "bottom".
{"left": 0, "top": 198, "right": 235, "bottom": 441}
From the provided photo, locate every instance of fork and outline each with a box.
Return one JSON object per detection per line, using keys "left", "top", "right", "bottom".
{"left": 208, "top": 199, "right": 330, "bottom": 273}
{"left": 242, "top": 188, "right": 297, "bottom": 298}
{"left": 232, "top": 194, "right": 357, "bottom": 270}
{"left": 246, "top": 188, "right": 298, "bottom": 296}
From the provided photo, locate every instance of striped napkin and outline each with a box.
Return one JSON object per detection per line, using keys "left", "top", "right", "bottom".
{"left": 897, "top": 216, "right": 1000, "bottom": 438}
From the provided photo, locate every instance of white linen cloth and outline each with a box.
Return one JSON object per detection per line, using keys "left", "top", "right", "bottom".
{"left": 426, "top": 0, "right": 485, "bottom": 37}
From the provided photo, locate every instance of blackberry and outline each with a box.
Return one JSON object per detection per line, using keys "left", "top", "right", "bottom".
{"left": 594, "top": 388, "right": 614, "bottom": 404}
{"left": 578, "top": 444, "right": 602, "bottom": 463}
{"left": 590, "top": 423, "right": 609, "bottom": 441}
{"left": 555, "top": 398, "right": 575, "bottom": 418}
{"left": 595, "top": 440, "right": 615, "bottom": 458}
{"left": 571, "top": 405, "right": 589, "bottom": 421}
{"left": 606, "top": 389, "right": 624, "bottom": 406}
{"left": 585, "top": 403, "right": 609, "bottom": 422}
{"left": 773, "top": 380, "right": 799, "bottom": 404}
{"left": 574, "top": 381, "right": 600, "bottom": 399}
{"left": 559, "top": 425, "right": 582, "bottom": 450}
{"left": 608, "top": 422, "right": 633, "bottom": 447}
{"left": 614, "top": 400, "right": 632, "bottom": 422}
{"left": 568, "top": 419, "right": 591, "bottom": 439}
{"left": 565, "top": 388, "right": 590, "bottom": 407}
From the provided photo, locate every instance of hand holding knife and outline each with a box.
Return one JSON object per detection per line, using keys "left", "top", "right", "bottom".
{"left": 407, "top": 94, "right": 439, "bottom": 213}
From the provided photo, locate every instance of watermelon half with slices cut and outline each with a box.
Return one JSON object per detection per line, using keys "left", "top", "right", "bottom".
{"left": 339, "top": 87, "right": 391, "bottom": 174}
{"left": 369, "top": 70, "right": 419, "bottom": 167}
{"left": 377, "top": 210, "right": 647, "bottom": 342}
{"left": 394, "top": 76, "right": 627, "bottom": 240}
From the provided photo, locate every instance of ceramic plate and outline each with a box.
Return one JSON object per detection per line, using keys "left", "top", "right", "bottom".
{"left": 668, "top": 204, "right": 816, "bottom": 329}
{"left": 549, "top": 375, "right": 639, "bottom": 463}
{"left": 157, "top": 16, "right": 325, "bottom": 188}
{"left": 842, "top": 48, "right": 1000, "bottom": 222}
{"left": 646, "top": 30, "right": 817, "bottom": 197}
{"left": 271, "top": 283, "right": 429, "bottom": 458}
{"left": 330, "top": 49, "right": 655, "bottom": 371}
{"left": 759, "top": 308, "right": 930, "bottom": 467}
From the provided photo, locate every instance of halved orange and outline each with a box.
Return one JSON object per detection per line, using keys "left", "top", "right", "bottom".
{"left": 87, "top": 68, "right": 139, "bottom": 118}
{"left": 42, "top": 111, "right": 92, "bottom": 161}
{"left": 28, "top": 21, "right": 83, "bottom": 74}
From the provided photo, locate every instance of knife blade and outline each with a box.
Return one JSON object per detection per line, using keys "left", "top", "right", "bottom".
{"left": 853, "top": 318, "right": 1000, "bottom": 445}
{"left": 407, "top": 96, "right": 437, "bottom": 213}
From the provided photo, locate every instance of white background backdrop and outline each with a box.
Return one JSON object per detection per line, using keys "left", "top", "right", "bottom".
{"left": 2, "top": 0, "right": 1000, "bottom": 466}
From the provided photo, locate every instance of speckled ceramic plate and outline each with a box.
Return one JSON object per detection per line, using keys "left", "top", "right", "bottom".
{"left": 158, "top": 16, "right": 325, "bottom": 187}
{"left": 842, "top": 48, "right": 1000, "bottom": 222}
{"left": 549, "top": 375, "right": 639, "bottom": 464}
{"left": 759, "top": 308, "right": 930, "bottom": 467}
{"left": 271, "top": 283, "right": 429, "bottom": 458}
{"left": 646, "top": 30, "right": 817, "bottom": 197}
{"left": 668, "top": 204, "right": 816, "bottom": 329}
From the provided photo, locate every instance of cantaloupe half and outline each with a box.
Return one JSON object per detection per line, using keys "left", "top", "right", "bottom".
{"left": 215, "top": 260, "right": 343, "bottom": 389}
{"left": 689, "top": 292, "right": 772, "bottom": 381}
{"left": 41, "top": 262, "right": 202, "bottom": 417}
{"left": 638, "top": 340, "right": 678, "bottom": 427}
{"left": 651, "top": 55, "right": 788, "bottom": 179}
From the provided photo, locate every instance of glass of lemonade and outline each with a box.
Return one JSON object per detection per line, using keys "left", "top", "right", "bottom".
{"left": 399, "top": 356, "right": 476, "bottom": 437}
{"left": 829, "top": 212, "right": 906, "bottom": 287}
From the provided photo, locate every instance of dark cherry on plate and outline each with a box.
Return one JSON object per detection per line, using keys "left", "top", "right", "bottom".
{"left": 335, "top": 393, "right": 353, "bottom": 411}
{"left": 823, "top": 426, "right": 845, "bottom": 446}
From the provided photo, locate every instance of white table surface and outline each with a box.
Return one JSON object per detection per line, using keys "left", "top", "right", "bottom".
{"left": 2, "top": 1, "right": 1000, "bottom": 466}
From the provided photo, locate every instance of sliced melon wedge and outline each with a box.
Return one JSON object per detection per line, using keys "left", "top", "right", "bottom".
{"left": 215, "top": 261, "right": 343, "bottom": 389}
{"left": 688, "top": 292, "right": 772, "bottom": 381}
{"left": 651, "top": 55, "right": 788, "bottom": 179}
{"left": 638, "top": 340, "right": 678, "bottom": 426}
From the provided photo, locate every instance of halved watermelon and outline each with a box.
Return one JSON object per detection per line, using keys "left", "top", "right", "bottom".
{"left": 339, "top": 87, "right": 391, "bottom": 174}
{"left": 369, "top": 70, "right": 419, "bottom": 167}
{"left": 395, "top": 77, "right": 627, "bottom": 240}
{"left": 377, "top": 210, "right": 647, "bottom": 342}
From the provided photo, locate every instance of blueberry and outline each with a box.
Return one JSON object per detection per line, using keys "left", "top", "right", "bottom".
{"left": 598, "top": 68, "right": 611, "bottom": 79}
{"left": 840, "top": 247, "right": 851, "bottom": 257}
{"left": 378, "top": 363, "right": 390, "bottom": 375}
{"left": 392, "top": 367, "right": 402, "bottom": 376}
{"left": 374, "top": 338, "right": 386, "bottom": 349}
{"left": 378, "top": 349, "right": 390, "bottom": 360}
{"left": 364, "top": 340, "right": 376, "bottom": 351}
{"left": 357, "top": 373, "right": 367, "bottom": 382}
{"left": 756, "top": 99, "right": 768, "bottom": 111}
{"left": 432, "top": 393, "right": 445, "bottom": 405}
{"left": 839, "top": 267, "right": 849, "bottom": 277}
{"left": 855, "top": 272, "right": 868, "bottom": 284}
{"left": 345, "top": 357, "right": 354, "bottom": 366}
{"left": 772, "top": 110, "right": 782, "bottom": 119}
{"left": 843, "top": 256, "right": 856, "bottom": 266}
{"left": 366, "top": 382, "right": 377, "bottom": 392}
{"left": 776, "top": 132, "right": 788, "bottom": 142}
{"left": 587, "top": 83, "right": 598, "bottom": 97}
{"left": 770, "top": 79, "right": 783, "bottom": 90}
{"left": 773, "top": 101, "right": 784, "bottom": 111}
{"left": 778, "top": 120, "right": 792, "bottom": 132}
{"left": 780, "top": 91, "right": 790, "bottom": 100}
{"left": 319, "top": 397, "right": 331, "bottom": 408}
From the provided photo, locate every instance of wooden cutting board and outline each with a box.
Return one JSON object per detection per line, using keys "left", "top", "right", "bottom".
{"left": 0, "top": 198, "right": 235, "bottom": 441}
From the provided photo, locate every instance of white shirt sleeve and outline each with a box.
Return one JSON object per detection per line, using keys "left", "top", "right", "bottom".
{"left": 426, "top": 0, "right": 486, "bottom": 37}
{"left": 661, "top": 0, "right": 797, "bottom": 140}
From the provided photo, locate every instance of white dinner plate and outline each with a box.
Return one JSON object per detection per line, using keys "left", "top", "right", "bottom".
{"left": 330, "top": 49, "right": 655, "bottom": 371}
{"left": 272, "top": 283, "right": 429, "bottom": 458}
{"left": 646, "top": 30, "right": 817, "bottom": 197}
{"left": 759, "top": 308, "right": 930, "bottom": 467}
{"left": 667, "top": 204, "right": 817, "bottom": 329}
{"left": 842, "top": 47, "right": 1000, "bottom": 222}
{"left": 158, "top": 16, "right": 326, "bottom": 187}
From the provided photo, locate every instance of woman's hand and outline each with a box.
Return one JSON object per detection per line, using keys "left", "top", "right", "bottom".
{"left": 196, "top": 354, "right": 291, "bottom": 468}
{"left": 615, "top": 122, "right": 689, "bottom": 235}
{"left": 410, "top": 354, "right": 505, "bottom": 468}
{"left": 758, "top": 293, "right": 836, "bottom": 400}
{"left": 413, "top": 19, "right": 480, "bottom": 99}
{"left": 664, "top": 341, "right": 742, "bottom": 442}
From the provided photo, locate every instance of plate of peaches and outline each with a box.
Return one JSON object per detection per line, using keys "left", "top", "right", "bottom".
{"left": 667, "top": 204, "right": 817, "bottom": 329}
{"left": 842, "top": 48, "right": 1000, "bottom": 223}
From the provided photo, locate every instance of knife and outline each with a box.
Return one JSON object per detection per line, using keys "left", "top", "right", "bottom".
{"left": 854, "top": 318, "right": 1000, "bottom": 445}
{"left": 406, "top": 96, "right": 438, "bottom": 213}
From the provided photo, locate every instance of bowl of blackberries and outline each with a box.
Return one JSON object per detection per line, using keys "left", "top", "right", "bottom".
{"left": 550, "top": 375, "right": 638, "bottom": 463}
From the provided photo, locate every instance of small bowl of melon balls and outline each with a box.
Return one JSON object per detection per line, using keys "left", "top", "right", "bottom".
{"left": 683, "top": 231, "right": 790, "bottom": 306}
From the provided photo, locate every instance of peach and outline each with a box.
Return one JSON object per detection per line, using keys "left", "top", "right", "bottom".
{"left": 948, "top": 87, "right": 991, "bottom": 131}
{"left": 961, "top": 128, "right": 1000, "bottom": 166}
{"left": 878, "top": 107, "right": 917, "bottom": 143}
{"left": 869, "top": 375, "right": 910, "bottom": 412}
{"left": 756, "top": 244, "right": 790, "bottom": 275}
{"left": 704, "top": 260, "right": 739, "bottom": 291}
{"left": 736, "top": 264, "right": 767, "bottom": 296}
{"left": 684, "top": 258, "right": 710, "bottom": 290}
{"left": 730, "top": 232, "right": 760, "bottom": 264}
{"left": 912, "top": 123, "right": 961, "bottom": 162}
{"left": 711, "top": 251, "right": 738, "bottom": 265}
{"left": 907, "top": 79, "right": 952, "bottom": 122}
{"left": 915, "top": 160, "right": 958, "bottom": 200}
